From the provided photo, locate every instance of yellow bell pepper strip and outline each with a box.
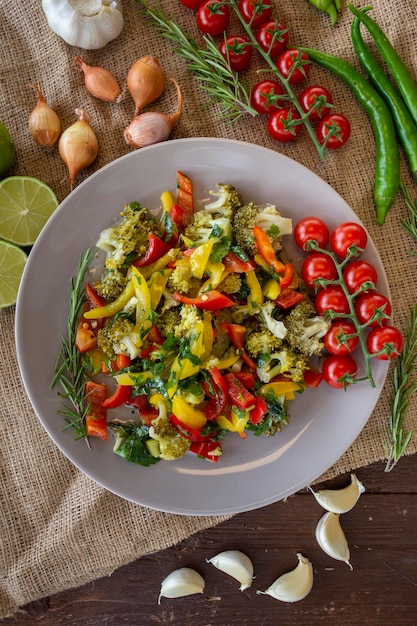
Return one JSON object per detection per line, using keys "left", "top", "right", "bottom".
{"left": 172, "top": 394, "right": 207, "bottom": 431}
{"left": 133, "top": 234, "right": 172, "bottom": 267}
{"left": 203, "top": 260, "right": 225, "bottom": 288}
{"left": 263, "top": 278, "right": 281, "bottom": 300}
{"left": 83, "top": 279, "right": 135, "bottom": 319}
{"left": 114, "top": 371, "right": 154, "bottom": 386}
{"left": 220, "top": 323, "right": 257, "bottom": 370}
{"left": 216, "top": 414, "right": 237, "bottom": 432}
{"left": 84, "top": 381, "right": 108, "bottom": 441}
{"left": 147, "top": 269, "right": 172, "bottom": 310}
{"left": 260, "top": 380, "right": 303, "bottom": 398}
{"left": 170, "top": 413, "right": 219, "bottom": 442}
{"left": 131, "top": 266, "right": 153, "bottom": 344}
{"left": 137, "top": 248, "right": 178, "bottom": 279}
{"left": 246, "top": 269, "right": 264, "bottom": 311}
{"left": 167, "top": 320, "right": 207, "bottom": 396}
{"left": 189, "top": 239, "right": 214, "bottom": 279}
{"left": 230, "top": 406, "right": 249, "bottom": 438}
{"left": 172, "top": 290, "right": 235, "bottom": 311}
{"left": 176, "top": 170, "right": 194, "bottom": 225}
{"left": 201, "top": 313, "right": 214, "bottom": 362}
{"left": 161, "top": 190, "right": 175, "bottom": 213}
{"left": 203, "top": 352, "right": 240, "bottom": 370}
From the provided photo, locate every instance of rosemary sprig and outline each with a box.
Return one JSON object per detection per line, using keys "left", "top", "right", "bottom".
{"left": 385, "top": 303, "right": 417, "bottom": 472}
{"left": 399, "top": 181, "right": 417, "bottom": 247}
{"left": 51, "top": 247, "right": 95, "bottom": 442}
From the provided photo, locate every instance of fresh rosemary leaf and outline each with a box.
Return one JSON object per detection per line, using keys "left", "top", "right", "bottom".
{"left": 400, "top": 181, "right": 417, "bottom": 248}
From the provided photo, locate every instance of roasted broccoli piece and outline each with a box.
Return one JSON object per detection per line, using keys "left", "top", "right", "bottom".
{"left": 97, "top": 316, "right": 141, "bottom": 360}
{"left": 203, "top": 183, "right": 244, "bottom": 220}
{"left": 156, "top": 308, "right": 182, "bottom": 338}
{"left": 148, "top": 397, "right": 191, "bottom": 461}
{"left": 233, "top": 202, "right": 292, "bottom": 256}
{"left": 173, "top": 304, "right": 203, "bottom": 340}
{"left": 256, "top": 349, "right": 309, "bottom": 383}
{"left": 96, "top": 202, "right": 159, "bottom": 270}
{"left": 184, "top": 209, "right": 233, "bottom": 246}
{"left": 167, "top": 263, "right": 201, "bottom": 294}
{"left": 285, "top": 300, "right": 331, "bottom": 356}
{"left": 94, "top": 267, "right": 128, "bottom": 300}
{"left": 217, "top": 273, "right": 242, "bottom": 294}
{"left": 246, "top": 329, "right": 283, "bottom": 358}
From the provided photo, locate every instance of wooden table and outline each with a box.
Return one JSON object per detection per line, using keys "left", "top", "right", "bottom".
{"left": 2, "top": 454, "right": 416, "bottom": 625}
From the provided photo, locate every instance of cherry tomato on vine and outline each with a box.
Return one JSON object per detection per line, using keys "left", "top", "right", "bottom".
{"left": 330, "top": 222, "right": 368, "bottom": 258}
{"left": 250, "top": 79, "right": 285, "bottom": 114}
{"left": 238, "top": 0, "right": 272, "bottom": 29}
{"left": 267, "top": 108, "right": 302, "bottom": 143}
{"left": 196, "top": 0, "right": 230, "bottom": 36}
{"left": 294, "top": 216, "right": 329, "bottom": 249}
{"left": 301, "top": 252, "right": 337, "bottom": 288}
{"left": 298, "top": 85, "right": 333, "bottom": 122}
{"left": 315, "top": 286, "right": 350, "bottom": 316}
{"left": 355, "top": 292, "right": 392, "bottom": 327}
{"left": 219, "top": 35, "right": 253, "bottom": 72}
{"left": 323, "top": 320, "right": 359, "bottom": 356}
{"left": 316, "top": 113, "right": 351, "bottom": 149}
{"left": 322, "top": 354, "right": 358, "bottom": 388}
{"left": 342, "top": 260, "right": 378, "bottom": 294}
{"left": 255, "top": 20, "right": 289, "bottom": 59}
{"left": 179, "top": 0, "right": 205, "bottom": 9}
{"left": 366, "top": 325, "right": 404, "bottom": 360}
{"left": 276, "top": 49, "right": 311, "bottom": 85}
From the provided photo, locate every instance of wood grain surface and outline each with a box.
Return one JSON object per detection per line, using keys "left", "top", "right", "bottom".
{"left": 2, "top": 454, "right": 416, "bottom": 625}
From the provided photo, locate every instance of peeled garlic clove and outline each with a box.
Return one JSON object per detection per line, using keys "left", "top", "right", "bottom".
{"left": 207, "top": 550, "right": 254, "bottom": 591}
{"left": 315, "top": 511, "right": 352, "bottom": 569}
{"left": 257, "top": 553, "right": 313, "bottom": 603}
{"left": 309, "top": 473, "right": 365, "bottom": 514}
{"left": 158, "top": 567, "right": 205, "bottom": 604}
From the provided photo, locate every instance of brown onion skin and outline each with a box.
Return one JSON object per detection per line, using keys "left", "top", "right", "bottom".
{"left": 127, "top": 56, "right": 165, "bottom": 115}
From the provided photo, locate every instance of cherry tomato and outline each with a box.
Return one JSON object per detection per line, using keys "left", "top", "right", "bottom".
{"left": 298, "top": 85, "right": 333, "bottom": 122}
{"left": 238, "top": 0, "right": 272, "bottom": 29}
{"left": 294, "top": 216, "right": 329, "bottom": 249}
{"left": 315, "top": 286, "right": 350, "bottom": 316}
{"left": 267, "top": 107, "right": 302, "bottom": 143}
{"left": 342, "top": 260, "right": 378, "bottom": 295}
{"left": 301, "top": 252, "right": 337, "bottom": 288}
{"left": 323, "top": 320, "right": 359, "bottom": 355}
{"left": 250, "top": 79, "right": 285, "bottom": 114}
{"left": 330, "top": 222, "right": 368, "bottom": 258}
{"left": 355, "top": 292, "right": 392, "bottom": 327}
{"left": 316, "top": 113, "right": 351, "bottom": 149}
{"left": 255, "top": 20, "right": 289, "bottom": 59}
{"left": 219, "top": 35, "right": 253, "bottom": 72}
{"left": 196, "top": 0, "right": 230, "bottom": 36}
{"left": 276, "top": 49, "right": 311, "bottom": 85}
{"left": 179, "top": 0, "right": 205, "bottom": 9}
{"left": 366, "top": 325, "right": 404, "bottom": 360}
{"left": 322, "top": 354, "right": 358, "bottom": 388}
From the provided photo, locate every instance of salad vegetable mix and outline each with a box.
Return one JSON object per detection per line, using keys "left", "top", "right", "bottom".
{"left": 54, "top": 172, "right": 403, "bottom": 467}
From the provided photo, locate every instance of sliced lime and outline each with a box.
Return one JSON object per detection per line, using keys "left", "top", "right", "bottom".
{"left": 0, "top": 240, "right": 27, "bottom": 308}
{"left": 0, "top": 176, "right": 58, "bottom": 246}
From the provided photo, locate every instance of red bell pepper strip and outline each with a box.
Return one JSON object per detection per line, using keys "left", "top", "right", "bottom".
{"left": 303, "top": 369, "right": 323, "bottom": 388}
{"left": 147, "top": 324, "right": 164, "bottom": 345}
{"left": 223, "top": 372, "right": 256, "bottom": 410}
{"left": 84, "top": 381, "right": 108, "bottom": 441}
{"left": 126, "top": 395, "right": 158, "bottom": 426}
{"left": 189, "top": 440, "right": 221, "bottom": 462}
{"left": 249, "top": 396, "right": 268, "bottom": 425}
{"left": 102, "top": 384, "right": 132, "bottom": 409}
{"left": 133, "top": 234, "right": 172, "bottom": 267}
{"left": 204, "top": 367, "right": 229, "bottom": 420}
{"left": 253, "top": 226, "right": 294, "bottom": 287}
{"left": 221, "top": 323, "right": 257, "bottom": 370}
{"left": 170, "top": 414, "right": 219, "bottom": 442}
{"left": 76, "top": 284, "right": 107, "bottom": 353}
{"left": 172, "top": 290, "right": 235, "bottom": 311}
{"left": 85, "top": 282, "right": 105, "bottom": 310}
{"left": 116, "top": 354, "right": 131, "bottom": 370}
{"left": 222, "top": 251, "right": 256, "bottom": 273}
{"left": 233, "top": 371, "right": 256, "bottom": 389}
{"left": 275, "top": 288, "right": 304, "bottom": 309}
{"left": 177, "top": 171, "right": 194, "bottom": 225}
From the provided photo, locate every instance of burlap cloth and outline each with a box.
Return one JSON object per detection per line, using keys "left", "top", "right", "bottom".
{"left": 1, "top": 0, "right": 416, "bottom": 617}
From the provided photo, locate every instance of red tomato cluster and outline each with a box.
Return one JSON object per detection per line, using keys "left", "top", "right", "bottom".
{"left": 294, "top": 217, "right": 404, "bottom": 388}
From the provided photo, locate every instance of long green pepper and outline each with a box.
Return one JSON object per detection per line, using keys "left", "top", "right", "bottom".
{"left": 351, "top": 11, "right": 417, "bottom": 180}
{"left": 300, "top": 46, "right": 400, "bottom": 225}
{"left": 307, "top": 0, "right": 341, "bottom": 26}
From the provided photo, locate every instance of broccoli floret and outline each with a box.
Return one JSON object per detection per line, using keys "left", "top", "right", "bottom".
{"left": 233, "top": 202, "right": 292, "bottom": 257}
{"left": 149, "top": 412, "right": 191, "bottom": 461}
{"left": 256, "top": 349, "right": 309, "bottom": 383}
{"left": 285, "top": 300, "right": 331, "bottom": 356}
{"left": 97, "top": 202, "right": 159, "bottom": 270}
{"left": 217, "top": 273, "right": 242, "bottom": 294}
{"left": 97, "top": 316, "right": 141, "bottom": 360}
{"left": 156, "top": 308, "right": 182, "bottom": 338}
{"left": 256, "top": 301, "right": 288, "bottom": 340}
{"left": 174, "top": 305, "right": 203, "bottom": 340}
{"left": 203, "top": 183, "right": 244, "bottom": 220}
{"left": 94, "top": 267, "right": 128, "bottom": 300}
{"left": 246, "top": 329, "right": 283, "bottom": 358}
{"left": 184, "top": 210, "right": 233, "bottom": 246}
{"left": 167, "top": 264, "right": 200, "bottom": 294}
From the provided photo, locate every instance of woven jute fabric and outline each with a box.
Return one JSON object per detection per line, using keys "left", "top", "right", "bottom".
{"left": 1, "top": 0, "right": 416, "bottom": 617}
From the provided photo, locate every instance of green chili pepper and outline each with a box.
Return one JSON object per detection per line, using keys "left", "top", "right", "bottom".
{"left": 300, "top": 46, "right": 400, "bottom": 225}
{"left": 307, "top": 0, "right": 341, "bottom": 26}
{"left": 347, "top": 4, "right": 417, "bottom": 129}
{"left": 351, "top": 11, "right": 417, "bottom": 180}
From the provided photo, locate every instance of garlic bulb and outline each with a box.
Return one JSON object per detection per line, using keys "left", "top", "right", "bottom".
{"left": 42, "top": 0, "right": 124, "bottom": 50}
{"left": 310, "top": 474, "right": 365, "bottom": 514}
{"left": 315, "top": 511, "right": 353, "bottom": 569}
{"left": 158, "top": 567, "right": 205, "bottom": 604}
{"left": 257, "top": 553, "right": 313, "bottom": 603}
{"left": 206, "top": 550, "right": 254, "bottom": 591}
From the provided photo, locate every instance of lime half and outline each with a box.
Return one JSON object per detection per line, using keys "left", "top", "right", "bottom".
{"left": 0, "top": 240, "right": 27, "bottom": 308}
{"left": 0, "top": 176, "right": 58, "bottom": 246}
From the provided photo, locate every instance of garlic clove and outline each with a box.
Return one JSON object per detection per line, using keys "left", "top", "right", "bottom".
{"left": 206, "top": 550, "right": 254, "bottom": 591}
{"left": 315, "top": 511, "right": 353, "bottom": 569}
{"left": 257, "top": 553, "right": 313, "bottom": 603}
{"left": 158, "top": 567, "right": 205, "bottom": 604}
{"left": 309, "top": 473, "right": 365, "bottom": 514}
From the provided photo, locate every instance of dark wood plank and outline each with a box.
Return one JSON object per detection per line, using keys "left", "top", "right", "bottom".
{"left": 2, "top": 455, "right": 417, "bottom": 625}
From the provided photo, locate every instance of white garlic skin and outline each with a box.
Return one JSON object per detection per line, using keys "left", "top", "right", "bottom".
{"left": 310, "top": 473, "right": 365, "bottom": 514}
{"left": 315, "top": 511, "right": 353, "bottom": 569}
{"left": 158, "top": 567, "right": 205, "bottom": 604}
{"left": 42, "top": 0, "right": 124, "bottom": 50}
{"left": 257, "top": 553, "right": 313, "bottom": 603}
{"left": 207, "top": 550, "right": 254, "bottom": 591}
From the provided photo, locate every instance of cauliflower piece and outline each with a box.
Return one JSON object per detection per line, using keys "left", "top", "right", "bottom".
{"left": 256, "top": 301, "right": 288, "bottom": 340}
{"left": 233, "top": 202, "right": 292, "bottom": 256}
{"left": 256, "top": 349, "right": 309, "bottom": 383}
